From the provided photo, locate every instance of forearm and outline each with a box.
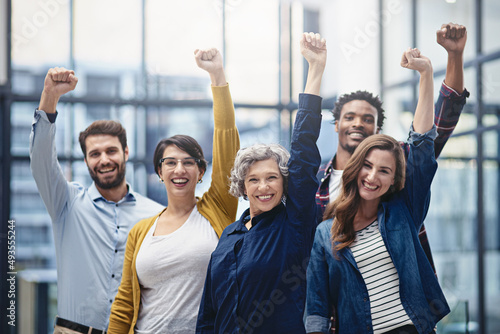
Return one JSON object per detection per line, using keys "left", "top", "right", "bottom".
{"left": 39, "top": 89, "right": 60, "bottom": 114}
{"left": 444, "top": 52, "right": 464, "bottom": 94}
{"left": 413, "top": 70, "right": 434, "bottom": 134}
{"left": 304, "top": 63, "right": 325, "bottom": 96}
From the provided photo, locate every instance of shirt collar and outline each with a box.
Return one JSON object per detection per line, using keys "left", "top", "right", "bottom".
{"left": 89, "top": 182, "right": 137, "bottom": 203}
{"left": 227, "top": 203, "right": 285, "bottom": 235}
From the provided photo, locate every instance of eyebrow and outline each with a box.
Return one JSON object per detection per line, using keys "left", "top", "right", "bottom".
{"left": 364, "top": 159, "right": 393, "bottom": 172}
{"left": 343, "top": 112, "right": 375, "bottom": 118}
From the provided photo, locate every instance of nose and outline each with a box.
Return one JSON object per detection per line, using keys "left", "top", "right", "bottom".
{"left": 258, "top": 180, "right": 269, "bottom": 190}
{"left": 173, "top": 160, "right": 186, "bottom": 173}
{"left": 366, "top": 169, "right": 376, "bottom": 182}
{"left": 100, "top": 153, "right": 111, "bottom": 164}
{"left": 352, "top": 117, "right": 363, "bottom": 128}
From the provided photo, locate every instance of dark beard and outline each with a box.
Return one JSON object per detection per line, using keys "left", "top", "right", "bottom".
{"left": 88, "top": 161, "right": 126, "bottom": 190}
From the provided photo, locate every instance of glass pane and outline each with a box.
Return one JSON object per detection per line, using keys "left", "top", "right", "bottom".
{"left": 225, "top": 0, "right": 279, "bottom": 104}
{"left": 426, "top": 157, "right": 479, "bottom": 331}
{"left": 11, "top": 102, "right": 39, "bottom": 156}
{"left": 145, "top": 0, "right": 222, "bottom": 98}
{"left": 382, "top": 0, "right": 412, "bottom": 86}
{"left": 417, "top": 0, "right": 475, "bottom": 71}
{"left": 11, "top": 160, "right": 56, "bottom": 269}
{"left": 73, "top": 0, "right": 142, "bottom": 99}
{"left": 11, "top": 0, "right": 70, "bottom": 71}
{"left": 484, "top": 157, "right": 500, "bottom": 332}
{"left": 483, "top": 0, "right": 500, "bottom": 54}
{"left": 380, "top": 85, "right": 413, "bottom": 140}
{"left": 483, "top": 59, "right": 500, "bottom": 127}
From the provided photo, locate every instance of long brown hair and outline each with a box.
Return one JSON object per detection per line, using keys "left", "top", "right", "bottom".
{"left": 324, "top": 134, "right": 406, "bottom": 254}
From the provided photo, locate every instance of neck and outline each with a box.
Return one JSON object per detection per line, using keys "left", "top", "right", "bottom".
{"left": 97, "top": 182, "right": 128, "bottom": 203}
{"left": 333, "top": 147, "right": 352, "bottom": 171}
{"left": 164, "top": 195, "right": 197, "bottom": 216}
{"left": 353, "top": 198, "right": 380, "bottom": 231}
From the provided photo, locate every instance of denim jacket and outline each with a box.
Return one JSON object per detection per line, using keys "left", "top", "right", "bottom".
{"left": 305, "top": 126, "right": 449, "bottom": 334}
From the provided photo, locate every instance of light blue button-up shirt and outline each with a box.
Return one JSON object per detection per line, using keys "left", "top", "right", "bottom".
{"left": 29, "top": 109, "right": 164, "bottom": 330}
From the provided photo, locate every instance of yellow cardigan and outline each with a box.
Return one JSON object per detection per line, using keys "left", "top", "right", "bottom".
{"left": 108, "top": 84, "right": 239, "bottom": 334}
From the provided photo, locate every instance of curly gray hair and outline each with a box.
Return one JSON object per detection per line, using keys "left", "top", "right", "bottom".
{"left": 229, "top": 143, "right": 290, "bottom": 200}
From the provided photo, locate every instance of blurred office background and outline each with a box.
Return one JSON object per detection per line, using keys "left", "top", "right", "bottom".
{"left": 0, "top": 0, "right": 499, "bottom": 333}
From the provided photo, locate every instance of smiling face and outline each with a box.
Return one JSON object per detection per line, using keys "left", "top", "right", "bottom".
{"left": 85, "top": 134, "right": 128, "bottom": 190}
{"left": 158, "top": 144, "right": 204, "bottom": 200}
{"left": 335, "top": 100, "right": 379, "bottom": 155}
{"left": 244, "top": 158, "right": 284, "bottom": 218}
{"left": 357, "top": 148, "right": 396, "bottom": 203}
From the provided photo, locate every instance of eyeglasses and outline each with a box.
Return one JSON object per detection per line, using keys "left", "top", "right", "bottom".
{"left": 159, "top": 157, "right": 200, "bottom": 169}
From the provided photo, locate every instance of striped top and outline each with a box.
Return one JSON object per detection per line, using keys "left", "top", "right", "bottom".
{"left": 350, "top": 220, "right": 413, "bottom": 333}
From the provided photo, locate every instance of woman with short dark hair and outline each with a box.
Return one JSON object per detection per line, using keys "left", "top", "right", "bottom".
{"left": 108, "top": 48, "right": 239, "bottom": 334}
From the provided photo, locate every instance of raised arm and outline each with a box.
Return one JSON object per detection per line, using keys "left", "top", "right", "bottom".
{"left": 29, "top": 68, "right": 79, "bottom": 221}
{"left": 437, "top": 22, "right": 467, "bottom": 94}
{"left": 193, "top": 48, "right": 240, "bottom": 237}
{"left": 401, "top": 48, "right": 434, "bottom": 134}
{"left": 433, "top": 23, "right": 468, "bottom": 157}
{"left": 285, "top": 33, "right": 325, "bottom": 240}
{"left": 301, "top": 32, "right": 327, "bottom": 96}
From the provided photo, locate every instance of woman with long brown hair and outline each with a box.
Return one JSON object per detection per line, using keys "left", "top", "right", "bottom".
{"left": 305, "top": 48, "right": 450, "bottom": 334}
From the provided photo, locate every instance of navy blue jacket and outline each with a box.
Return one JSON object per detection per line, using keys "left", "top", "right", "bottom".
{"left": 196, "top": 93, "right": 322, "bottom": 334}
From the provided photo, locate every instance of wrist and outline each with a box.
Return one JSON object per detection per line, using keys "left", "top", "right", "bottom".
{"left": 39, "top": 90, "right": 60, "bottom": 114}
{"left": 209, "top": 69, "right": 227, "bottom": 87}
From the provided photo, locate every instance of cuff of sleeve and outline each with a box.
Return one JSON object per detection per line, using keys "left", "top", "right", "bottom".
{"left": 299, "top": 93, "right": 323, "bottom": 113}
{"left": 35, "top": 108, "right": 58, "bottom": 123}
{"left": 409, "top": 123, "right": 437, "bottom": 143}
{"left": 440, "top": 81, "right": 470, "bottom": 98}
{"left": 305, "top": 315, "right": 330, "bottom": 333}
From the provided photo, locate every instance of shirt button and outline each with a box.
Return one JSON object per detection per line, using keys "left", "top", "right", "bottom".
{"left": 367, "top": 326, "right": 371, "bottom": 331}
{"left": 112, "top": 274, "right": 115, "bottom": 278}
{"left": 364, "top": 298, "right": 367, "bottom": 302}
{"left": 117, "top": 226, "right": 120, "bottom": 229}
{"left": 109, "top": 299, "right": 113, "bottom": 303}
{"left": 115, "top": 249, "right": 118, "bottom": 253}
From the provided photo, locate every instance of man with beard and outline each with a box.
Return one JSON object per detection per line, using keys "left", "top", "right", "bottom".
{"left": 30, "top": 67, "right": 163, "bottom": 334}
{"left": 315, "top": 23, "right": 468, "bottom": 333}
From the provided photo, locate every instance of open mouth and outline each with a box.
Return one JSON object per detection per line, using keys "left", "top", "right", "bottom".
{"left": 348, "top": 132, "right": 365, "bottom": 140}
{"left": 362, "top": 181, "right": 378, "bottom": 190}
{"left": 257, "top": 194, "right": 273, "bottom": 201}
{"left": 98, "top": 167, "right": 116, "bottom": 175}
{"left": 172, "top": 178, "right": 189, "bottom": 185}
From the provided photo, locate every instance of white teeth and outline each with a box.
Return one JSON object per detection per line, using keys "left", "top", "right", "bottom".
{"left": 363, "top": 182, "right": 377, "bottom": 190}
{"left": 349, "top": 133, "right": 364, "bottom": 139}
{"left": 258, "top": 195, "right": 272, "bottom": 200}
{"left": 172, "top": 179, "right": 188, "bottom": 184}
{"left": 99, "top": 168, "right": 114, "bottom": 173}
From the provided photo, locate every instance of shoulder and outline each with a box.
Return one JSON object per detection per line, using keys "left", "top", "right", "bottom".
{"left": 129, "top": 210, "right": 163, "bottom": 236}
{"left": 316, "top": 219, "right": 333, "bottom": 236}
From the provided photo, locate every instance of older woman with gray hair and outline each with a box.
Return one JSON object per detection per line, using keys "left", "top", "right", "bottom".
{"left": 196, "top": 32, "right": 327, "bottom": 334}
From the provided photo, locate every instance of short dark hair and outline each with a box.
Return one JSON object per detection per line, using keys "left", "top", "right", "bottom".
{"left": 78, "top": 120, "right": 127, "bottom": 157}
{"left": 153, "top": 135, "right": 208, "bottom": 176}
{"left": 332, "top": 90, "right": 385, "bottom": 129}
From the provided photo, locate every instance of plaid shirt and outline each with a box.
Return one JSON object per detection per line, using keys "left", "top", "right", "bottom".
{"left": 315, "top": 82, "right": 469, "bottom": 333}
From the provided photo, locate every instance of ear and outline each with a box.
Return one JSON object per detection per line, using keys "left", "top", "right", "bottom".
{"left": 376, "top": 126, "right": 381, "bottom": 134}
{"left": 334, "top": 120, "right": 339, "bottom": 133}
{"left": 124, "top": 146, "right": 130, "bottom": 162}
